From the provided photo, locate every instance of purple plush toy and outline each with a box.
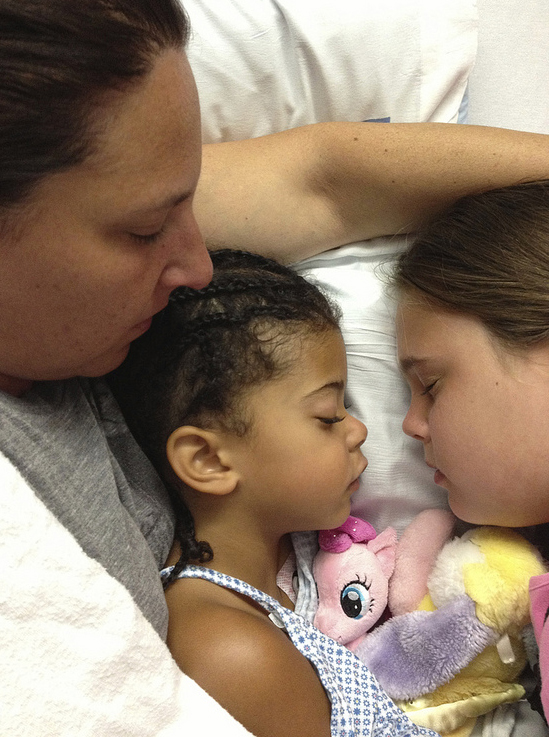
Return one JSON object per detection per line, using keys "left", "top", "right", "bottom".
{"left": 313, "top": 510, "right": 546, "bottom": 735}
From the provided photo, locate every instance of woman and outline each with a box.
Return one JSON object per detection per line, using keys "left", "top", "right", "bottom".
{"left": 2, "top": 1, "right": 549, "bottom": 733}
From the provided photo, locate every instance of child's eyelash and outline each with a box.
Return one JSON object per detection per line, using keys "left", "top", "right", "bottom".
{"left": 421, "top": 381, "right": 437, "bottom": 396}
{"left": 319, "top": 416, "right": 345, "bottom": 425}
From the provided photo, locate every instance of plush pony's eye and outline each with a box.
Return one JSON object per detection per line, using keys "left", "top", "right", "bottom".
{"left": 340, "top": 581, "right": 371, "bottom": 619}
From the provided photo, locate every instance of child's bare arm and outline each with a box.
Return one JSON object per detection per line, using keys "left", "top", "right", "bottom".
{"left": 166, "top": 592, "right": 332, "bottom": 737}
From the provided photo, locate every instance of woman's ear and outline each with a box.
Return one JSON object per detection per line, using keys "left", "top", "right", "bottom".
{"left": 166, "top": 426, "right": 239, "bottom": 496}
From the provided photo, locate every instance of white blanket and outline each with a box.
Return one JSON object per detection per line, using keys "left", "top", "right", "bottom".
{"left": 0, "top": 451, "right": 251, "bottom": 736}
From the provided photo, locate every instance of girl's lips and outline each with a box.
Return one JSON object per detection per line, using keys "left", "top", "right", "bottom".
{"left": 348, "top": 462, "right": 367, "bottom": 493}
{"left": 348, "top": 477, "right": 361, "bottom": 493}
{"left": 426, "top": 461, "right": 447, "bottom": 487}
{"left": 434, "top": 469, "right": 447, "bottom": 486}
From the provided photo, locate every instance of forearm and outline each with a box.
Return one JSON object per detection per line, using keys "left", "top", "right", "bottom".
{"left": 195, "top": 122, "right": 549, "bottom": 263}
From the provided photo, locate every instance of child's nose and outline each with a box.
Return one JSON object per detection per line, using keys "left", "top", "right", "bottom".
{"left": 348, "top": 414, "right": 368, "bottom": 450}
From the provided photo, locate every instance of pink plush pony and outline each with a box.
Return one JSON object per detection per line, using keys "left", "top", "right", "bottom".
{"left": 313, "top": 516, "right": 397, "bottom": 651}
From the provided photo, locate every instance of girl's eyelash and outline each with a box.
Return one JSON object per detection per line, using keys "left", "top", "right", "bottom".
{"left": 421, "top": 381, "right": 437, "bottom": 396}
{"left": 319, "top": 416, "right": 345, "bottom": 425}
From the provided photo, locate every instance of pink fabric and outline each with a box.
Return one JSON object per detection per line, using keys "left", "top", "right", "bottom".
{"left": 318, "top": 516, "right": 377, "bottom": 553}
{"left": 530, "top": 572, "right": 549, "bottom": 722}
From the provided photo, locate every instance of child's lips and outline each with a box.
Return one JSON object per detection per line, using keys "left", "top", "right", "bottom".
{"left": 348, "top": 461, "right": 368, "bottom": 492}
{"left": 348, "top": 477, "right": 361, "bottom": 493}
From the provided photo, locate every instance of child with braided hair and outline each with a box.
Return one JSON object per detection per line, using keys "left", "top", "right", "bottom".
{"left": 108, "top": 249, "right": 438, "bottom": 737}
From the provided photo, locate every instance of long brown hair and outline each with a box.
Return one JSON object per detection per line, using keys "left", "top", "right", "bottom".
{"left": 393, "top": 180, "right": 549, "bottom": 348}
{"left": 0, "top": 0, "right": 189, "bottom": 211}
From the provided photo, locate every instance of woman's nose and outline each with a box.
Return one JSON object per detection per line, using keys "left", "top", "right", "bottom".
{"left": 159, "top": 213, "right": 213, "bottom": 292}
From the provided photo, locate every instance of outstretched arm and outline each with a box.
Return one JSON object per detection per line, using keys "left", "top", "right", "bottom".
{"left": 195, "top": 122, "right": 549, "bottom": 262}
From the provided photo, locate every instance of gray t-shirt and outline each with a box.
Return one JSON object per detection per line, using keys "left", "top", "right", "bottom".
{"left": 0, "top": 377, "right": 174, "bottom": 638}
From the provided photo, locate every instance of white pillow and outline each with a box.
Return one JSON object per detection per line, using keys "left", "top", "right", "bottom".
{"left": 184, "top": 0, "right": 478, "bottom": 533}
{"left": 185, "top": 0, "right": 477, "bottom": 141}
{"left": 294, "top": 240, "right": 447, "bottom": 535}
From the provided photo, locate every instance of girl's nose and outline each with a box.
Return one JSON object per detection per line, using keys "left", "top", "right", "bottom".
{"left": 402, "top": 402, "right": 429, "bottom": 442}
{"left": 348, "top": 414, "right": 368, "bottom": 450}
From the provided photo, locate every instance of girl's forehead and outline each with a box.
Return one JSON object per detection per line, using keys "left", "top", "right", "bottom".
{"left": 396, "top": 296, "right": 442, "bottom": 342}
{"left": 396, "top": 294, "right": 477, "bottom": 338}
{"left": 396, "top": 296, "right": 528, "bottom": 379}
{"left": 272, "top": 327, "right": 346, "bottom": 383}
{"left": 396, "top": 297, "right": 467, "bottom": 364}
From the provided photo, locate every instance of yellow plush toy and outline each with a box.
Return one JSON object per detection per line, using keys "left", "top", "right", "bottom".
{"left": 354, "top": 510, "right": 547, "bottom": 737}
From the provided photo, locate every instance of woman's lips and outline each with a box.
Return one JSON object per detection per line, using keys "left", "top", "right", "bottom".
{"left": 133, "top": 317, "right": 153, "bottom": 336}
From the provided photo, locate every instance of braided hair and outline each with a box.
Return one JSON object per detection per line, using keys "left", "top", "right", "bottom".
{"left": 108, "top": 249, "right": 341, "bottom": 585}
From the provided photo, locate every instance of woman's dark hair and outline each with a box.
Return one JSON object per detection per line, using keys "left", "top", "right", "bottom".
{"left": 392, "top": 180, "right": 549, "bottom": 348}
{"left": 108, "top": 249, "right": 341, "bottom": 584}
{"left": 0, "top": 0, "right": 189, "bottom": 211}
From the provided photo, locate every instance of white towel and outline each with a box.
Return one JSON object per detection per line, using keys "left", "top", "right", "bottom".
{"left": 0, "top": 451, "right": 251, "bottom": 736}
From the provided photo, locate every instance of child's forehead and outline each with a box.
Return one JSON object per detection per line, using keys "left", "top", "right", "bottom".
{"left": 246, "top": 326, "right": 345, "bottom": 389}
{"left": 283, "top": 329, "right": 347, "bottom": 387}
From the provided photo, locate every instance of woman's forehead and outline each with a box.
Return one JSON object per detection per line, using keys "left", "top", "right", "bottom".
{"left": 24, "top": 51, "right": 202, "bottom": 226}
{"left": 86, "top": 51, "right": 201, "bottom": 178}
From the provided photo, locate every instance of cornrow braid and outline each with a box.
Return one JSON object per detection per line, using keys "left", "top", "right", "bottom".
{"left": 162, "top": 486, "right": 213, "bottom": 589}
{"left": 108, "top": 249, "right": 341, "bottom": 578}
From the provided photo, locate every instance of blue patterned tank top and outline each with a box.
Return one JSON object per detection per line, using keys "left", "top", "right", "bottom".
{"left": 161, "top": 564, "right": 439, "bottom": 737}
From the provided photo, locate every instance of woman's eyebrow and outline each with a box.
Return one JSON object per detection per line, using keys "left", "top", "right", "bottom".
{"left": 127, "top": 190, "right": 192, "bottom": 217}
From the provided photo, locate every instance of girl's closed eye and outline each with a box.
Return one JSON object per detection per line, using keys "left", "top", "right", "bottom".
{"left": 318, "top": 415, "right": 345, "bottom": 425}
{"left": 421, "top": 380, "right": 438, "bottom": 396}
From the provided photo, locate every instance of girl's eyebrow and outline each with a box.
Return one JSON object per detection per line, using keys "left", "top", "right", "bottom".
{"left": 304, "top": 380, "right": 345, "bottom": 399}
{"left": 398, "top": 356, "right": 429, "bottom": 376}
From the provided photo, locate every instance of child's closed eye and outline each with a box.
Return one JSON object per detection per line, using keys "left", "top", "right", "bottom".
{"left": 318, "top": 415, "right": 345, "bottom": 425}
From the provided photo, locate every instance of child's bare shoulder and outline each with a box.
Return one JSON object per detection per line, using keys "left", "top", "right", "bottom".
{"left": 165, "top": 576, "right": 283, "bottom": 668}
{"left": 165, "top": 578, "right": 331, "bottom": 737}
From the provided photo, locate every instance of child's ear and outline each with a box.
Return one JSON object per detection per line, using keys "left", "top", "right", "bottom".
{"left": 166, "top": 426, "right": 239, "bottom": 496}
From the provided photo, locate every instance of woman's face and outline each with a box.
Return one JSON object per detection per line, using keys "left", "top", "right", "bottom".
{"left": 0, "top": 50, "right": 212, "bottom": 393}
{"left": 396, "top": 294, "right": 549, "bottom": 527}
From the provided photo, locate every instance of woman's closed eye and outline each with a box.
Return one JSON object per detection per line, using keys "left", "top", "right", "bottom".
{"left": 128, "top": 225, "right": 166, "bottom": 245}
